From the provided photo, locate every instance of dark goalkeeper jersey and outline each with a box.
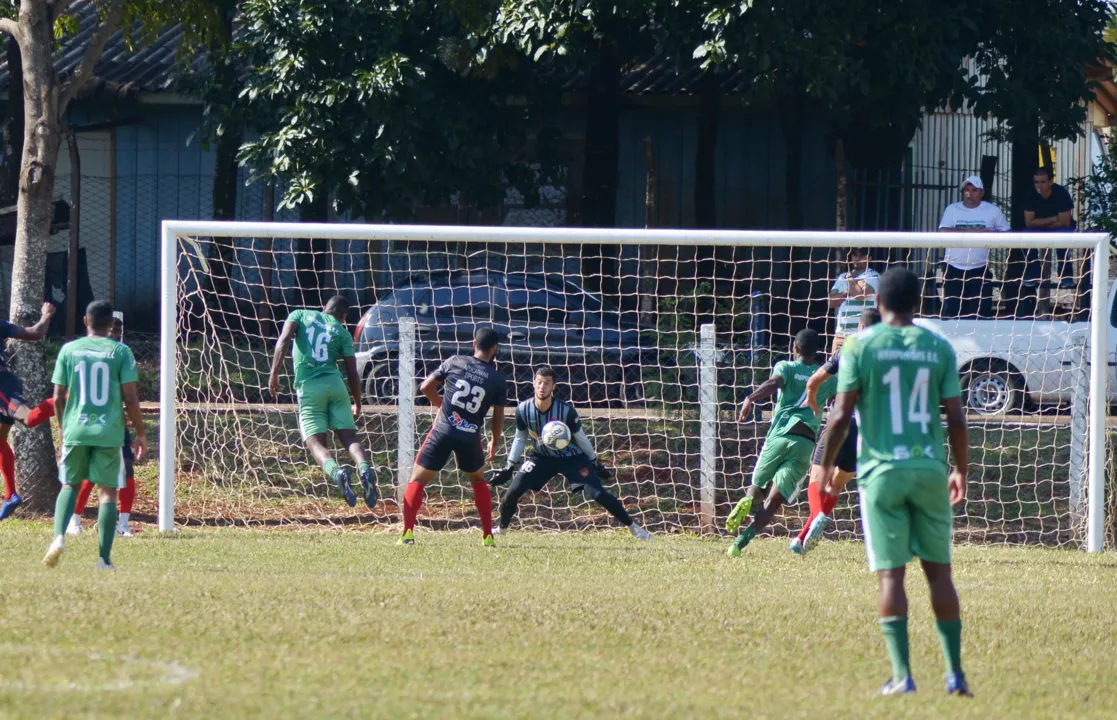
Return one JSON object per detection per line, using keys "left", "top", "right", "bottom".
{"left": 432, "top": 355, "right": 507, "bottom": 438}
{"left": 515, "top": 397, "right": 583, "bottom": 459}
{"left": 822, "top": 351, "right": 841, "bottom": 376}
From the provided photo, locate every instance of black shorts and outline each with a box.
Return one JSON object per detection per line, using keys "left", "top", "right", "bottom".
{"left": 0, "top": 371, "right": 26, "bottom": 425}
{"left": 416, "top": 427, "right": 485, "bottom": 474}
{"left": 122, "top": 428, "right": 135, "bottom": 475}
{"left": 811, "top": 416, "right": 858, "bottom": 474}
{"left": 511, "top": 455, "right": 600, "bottom": 494}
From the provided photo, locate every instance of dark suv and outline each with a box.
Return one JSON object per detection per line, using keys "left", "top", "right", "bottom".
{"left": 353, "top": 270, "right": 656, "bottom": 404}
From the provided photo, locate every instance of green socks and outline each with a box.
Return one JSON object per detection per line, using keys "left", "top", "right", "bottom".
{"left": 880, "top": 616, "right": 912, "bottom": 682}
{"left": 935, "top": 618, "right": 963, "bottom": 676}
{"left": 734, "top": 525, "right": 756, "bottom": 550}
{"left": 53, "top": 484, "right": 78, "bottom": 537}
{"left": 359, "top": 461, "right": 372, "bottom": 475}
{"left": 323, "top": 459, "right": 340, "bottom": 483}
{"left": 98, "top": 502, "right": 118, "bottom": 565}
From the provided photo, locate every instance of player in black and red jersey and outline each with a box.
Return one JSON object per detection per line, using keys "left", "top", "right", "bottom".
{"left": 399, "top": 327, "right": 507, "bottom": 546}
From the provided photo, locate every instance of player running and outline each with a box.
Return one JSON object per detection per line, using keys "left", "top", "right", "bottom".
{"left": 43, "top": 301, "right": 148, "bottom": 570}
{"left": 726, "top": 328, "right": 836, "bottom": 557}
{"left": 0, "top": 301, "right": 58, "bottom": 520}
{"left": 488, "top": 366, "right": 651, "bottom": 539}
{"left": 68, "top": 312, "right": 137, "bottom": 536}
{"left": 819, "top": 267, "right": 970, "bottom": 697}
{"left": 790, "top": 307, "right": 881, "bottom": 555}
{"left": 267, "top": 295, "right": 377, "bottom": 509}
{"left": 399, "top": 327, "right": 506, "bottom": 547}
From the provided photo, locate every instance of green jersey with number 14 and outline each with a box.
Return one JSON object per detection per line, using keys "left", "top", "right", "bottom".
{"left": 286, "top": 309, "right": 355, "bottom": 388}
{"left": 51, "top": 336, "right": 138, "bottom": 447}
{"left": 837, "top": 324, "right": 961, "bottom": 478}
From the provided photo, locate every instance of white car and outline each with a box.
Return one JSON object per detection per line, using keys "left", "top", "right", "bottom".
{"left": 914, "top": 280, "right": 1117, "bottom": 415}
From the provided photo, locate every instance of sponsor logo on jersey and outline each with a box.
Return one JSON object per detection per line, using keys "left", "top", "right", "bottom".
{"left": 448, "top": 411, "right": 478, "bottom": 433}
{"left": 579, "top": 466, "right": 590, "bottom": 477}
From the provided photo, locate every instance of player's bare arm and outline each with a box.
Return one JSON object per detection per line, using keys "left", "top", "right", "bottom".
{"left": 805, "top": 366, "right": 834, "bottom": 416}
{"left": 11, "top": 302, "right": 55, "bottom": 341}
{"left": 739, "top": 375, "right": 784, "bottom": 421}
{"left": 819, "top": 389, "right": 858, "bottom": 495}
{"left": 487, "top": 405, "right": 504, "bottom": 461}
{"left": 122, "top": 382, "right": 148, "bottom": 462}
{"left": 267, "top": 321, "right": 299, "bottom": 396}
{"left": 942, "top": 396, "right": 969, "bottom": 505}
{"left": 52, "top": 383, "right": 67, "bottom": 430}
{"left": 419, "top": 372, "right": 443, "bottom": 408}
{"left": 344, "top": 356, "right": 362, "bottom": 416}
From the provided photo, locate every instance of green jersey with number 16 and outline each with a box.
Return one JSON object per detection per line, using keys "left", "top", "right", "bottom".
{"left": 51, "top": 336, "right": 138, "bottom": 447}
{"left": 837, "top": 324, "right": 961, "bottom": 479}
{"left": 286, "top": 309, "right": 355, "bottom": 388}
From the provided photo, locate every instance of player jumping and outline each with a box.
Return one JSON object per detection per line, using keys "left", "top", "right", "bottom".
{"left": 0, "top": 301, "right": 58, "bottom": 520}
{"left": 43, "top": 301, "right": 147, "bottom": 570}
{"left": 790, "top": 307, "right": 881, "bottom": 555}
{"left": 726, "top": 328, "right": 836, "bottom": 557}
{"left": 399, "top": 327, "right": 506, "bottom": 547}
{"left": 68, "top": 312, "right": 138, "bottom": 536}
{"left": 488, "top": 366, "right": 651, "bottom": 539}
{"left": 268, "top": 295, "right": 377, "bottom": 509}
{"left": 820, "top": 267, "right": 970, "bottom": 697}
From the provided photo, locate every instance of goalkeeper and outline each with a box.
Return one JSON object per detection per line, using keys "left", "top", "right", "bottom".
{"left": 267, "top": 295, "right": 377, "bottom": 508}
{"left": 489, "top": 366, "right": 651, "bottom": 539}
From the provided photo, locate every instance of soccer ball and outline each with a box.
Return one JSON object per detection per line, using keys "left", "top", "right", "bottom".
{"left": 541, "top": 420, "right": 572, "bottom": 450}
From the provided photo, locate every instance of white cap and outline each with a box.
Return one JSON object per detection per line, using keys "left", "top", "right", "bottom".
{"left": 961, "top": 175, "right": 983, "bottom": 191}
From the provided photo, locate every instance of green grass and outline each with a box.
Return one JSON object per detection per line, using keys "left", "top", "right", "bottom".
{"left": 0, "top": 526, "right": 1114, "bottom": 719}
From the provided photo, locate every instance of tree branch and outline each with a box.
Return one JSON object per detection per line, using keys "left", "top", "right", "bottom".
{"left": 0, "top": 18, "right": 22, "bottom": 45}
{"left": 59, "top": 0, "right": 127, "bottom": 113}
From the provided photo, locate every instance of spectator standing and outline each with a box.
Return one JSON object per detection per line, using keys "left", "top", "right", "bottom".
{"left": 828, "top": 248, "right": 880, "bottom": 353}
{"left": 938, "top": 175, "right": 1009, "bottom": 318}
{"left": 1023, "top": 166, "right": 1076, "bottom": 289}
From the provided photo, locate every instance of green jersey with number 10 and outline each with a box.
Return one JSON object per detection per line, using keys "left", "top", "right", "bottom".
{"left": 837, "top": 324, "right": 961, "bottom": 479}
{"left": 51, "top": 336, "right": 138, "bottom": 447}
{"left": 286, "top": 309, "right": 355, "bottom": 388}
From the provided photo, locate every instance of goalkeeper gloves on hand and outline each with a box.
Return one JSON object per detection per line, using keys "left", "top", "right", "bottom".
{"left": 489, "top": 465, "right": 515, "bottom": 487}
{"left": 592, "top": 461, "right": 612, "bottom": 481}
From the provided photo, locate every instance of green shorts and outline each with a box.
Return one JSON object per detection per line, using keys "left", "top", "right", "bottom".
{"left": 858, "top": 466, "right": 953, "bottom": 572}
{"left": 59, "top": 445, "right": 126, "bottom": 489}
{"left": 297, "top": 375, "right": 356, "bottom": 440}
{"left": 750, "top": 434, "right": 813, "bottom": 500}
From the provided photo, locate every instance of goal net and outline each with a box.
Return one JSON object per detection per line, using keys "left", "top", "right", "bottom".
{"left": 160, "top": 222, "right": 1111, "bottom": 551}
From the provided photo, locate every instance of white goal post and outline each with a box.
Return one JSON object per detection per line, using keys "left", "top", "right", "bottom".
{"left": 158, "top": 220, "right": 1110, "bottom": 552}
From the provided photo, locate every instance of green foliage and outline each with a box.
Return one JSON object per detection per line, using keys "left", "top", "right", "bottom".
{"left": 1068, "top": 140, "right": 1117, "bottom": 247}
{"left": 234, "top": 0, "right": 561, "bottom": 218}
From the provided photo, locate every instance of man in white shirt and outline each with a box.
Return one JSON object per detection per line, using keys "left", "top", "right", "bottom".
{"left": 828, "top": 247, "right": 879, "bottom": 352}
{"left": 938, "top": 175, "right": 1010, "bottom": 318}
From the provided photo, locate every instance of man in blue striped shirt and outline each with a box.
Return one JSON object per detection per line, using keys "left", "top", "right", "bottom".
{"left": 489, "top": 366, "right": 651, "bottom": 539}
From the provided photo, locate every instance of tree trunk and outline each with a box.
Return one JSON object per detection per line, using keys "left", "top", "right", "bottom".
{"left": 1002, "top": 117, "right": 1040, "bottom": 315}
{"left": 7, "top": 1, "right": 64, "bottom": 512}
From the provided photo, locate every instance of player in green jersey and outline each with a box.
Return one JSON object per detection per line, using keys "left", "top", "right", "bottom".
{"left": 267, "top": 295, "right": 377, "bottom": 508}
{"left": 726, "top": 328, "right": 837, "bottom": 557}
{"left": 819, "top": 267, "right": 971, "bottom": 697}
{"left": 43, "top": 301, "right": 147, "bottom": 570}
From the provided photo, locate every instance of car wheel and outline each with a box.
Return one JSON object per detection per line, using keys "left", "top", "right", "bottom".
{"left": 963, "top": 362, "right": 1024, "bottom": 416}
{"left": 364, "top": 359, "right": 399, "bottom": 404}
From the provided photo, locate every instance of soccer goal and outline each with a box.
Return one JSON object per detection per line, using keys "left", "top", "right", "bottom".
{"left": 158, "top": 221, "right": 1111, "bottom": 552}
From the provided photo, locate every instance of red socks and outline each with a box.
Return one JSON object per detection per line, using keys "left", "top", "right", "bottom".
{"left": 75, "top": 479, "right": 96, "bottom": 517}
{"left": 0, "top": 440, "right": 14, "bottom": 500}
{"left": 403, "top": 481, "right": 425, "bottom": 532}
{"left": 472, "top": 481, "right": 493, "bottom": 537}
{"left": 23, "top": 398, "right": 55, "bottom": 429}
{"left": 798, "top": 481, "right": 843, "bottom": 543}
{"left": 820, "top": 490, "right": 839, "bottom": 516}
{"left": 120, "top": 476, "right": 136, "bottom": 514}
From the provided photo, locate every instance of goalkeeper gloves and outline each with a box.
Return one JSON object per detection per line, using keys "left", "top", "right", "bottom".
{"left": 592, "top": 461, "right": 612, "bottom": 481}
{"left": 488, "top": 465, "right": 515, "bottom": 487}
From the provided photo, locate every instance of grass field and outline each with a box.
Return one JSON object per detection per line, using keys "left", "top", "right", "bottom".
{"left": 0, "top": 525, "right": 1114, "bottom": 719}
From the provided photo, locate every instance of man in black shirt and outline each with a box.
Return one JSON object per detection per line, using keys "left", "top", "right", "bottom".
{"left": 1023, "top": 166, "right": 1077, "bottom": 289}
{"left": 488, "top": 366, "right": 651, "bottom": 538}
{"left": 399, "top": 327, "right": 507, "bottom": 546}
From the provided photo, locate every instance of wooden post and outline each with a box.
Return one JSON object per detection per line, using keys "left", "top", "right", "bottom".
{"left": 65, "top": 127, "right": 80, "bottom": 336}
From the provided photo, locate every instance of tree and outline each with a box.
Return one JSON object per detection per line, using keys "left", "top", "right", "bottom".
{"left": 1, "top": 0, "right": 220, "bottom": 511}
